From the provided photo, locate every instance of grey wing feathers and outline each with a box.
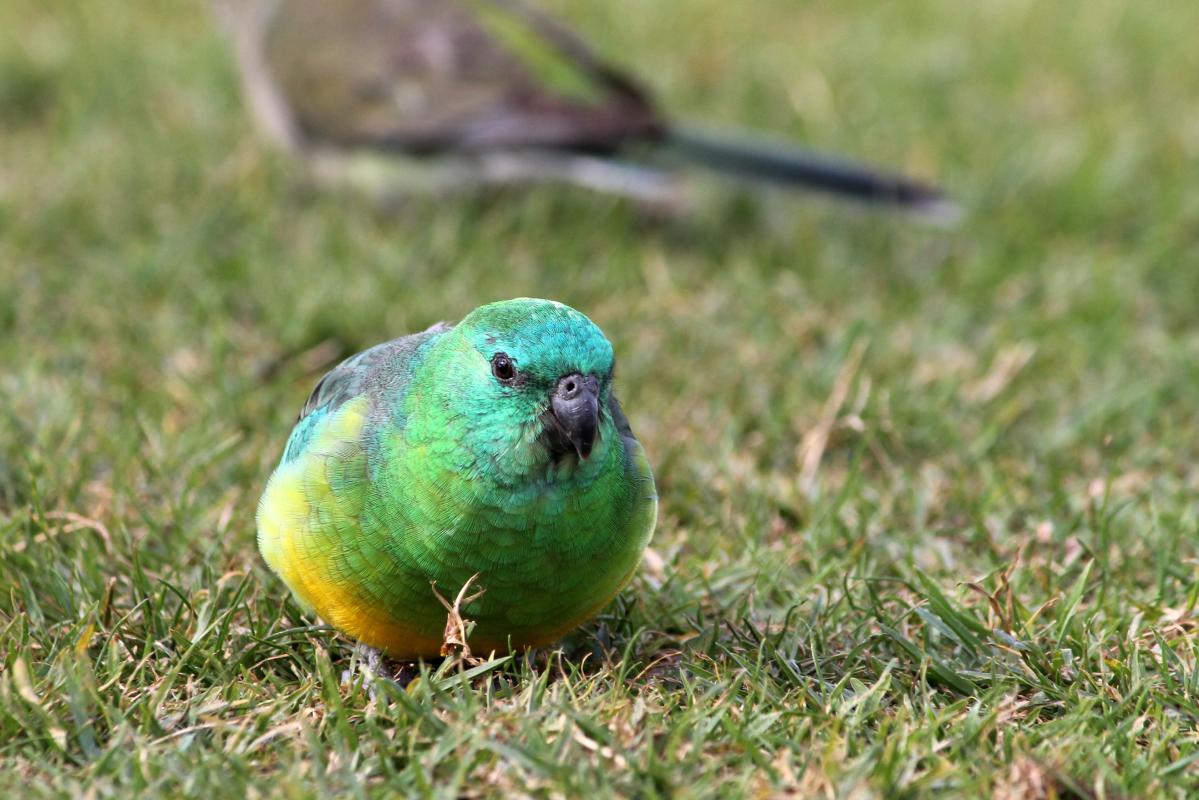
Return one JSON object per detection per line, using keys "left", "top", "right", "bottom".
{"left": 280, "top": 322, "right": 450, "bottom": 465}
{"left": 297, "top": 322, "right": 452, "bottom": 423}
{"left": 297, "top": 342, "right": 387, "bottom": 421}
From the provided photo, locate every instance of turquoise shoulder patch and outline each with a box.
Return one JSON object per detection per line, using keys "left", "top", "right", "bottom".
{"left": 281, "top": 405, "right": 331, "bottom": 464}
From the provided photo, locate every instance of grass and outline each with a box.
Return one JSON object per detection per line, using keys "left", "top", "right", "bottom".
{"left": 3, "top": 0, "right": 1199, "bottom": 796}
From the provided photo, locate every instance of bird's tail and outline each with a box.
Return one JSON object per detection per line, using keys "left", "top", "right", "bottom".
{"left": 660, "top": 126, "right": 960, "bottom": 222}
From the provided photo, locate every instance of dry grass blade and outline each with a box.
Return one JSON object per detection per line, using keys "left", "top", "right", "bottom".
{"left": 798, "top": 338, "right": 868, "bottom": 493}
{"left": 432, "top": 573, "right": 486, "bottom": 666}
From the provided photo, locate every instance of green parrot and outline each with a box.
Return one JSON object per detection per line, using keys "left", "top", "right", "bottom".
{"left": 215, "top": 0, "right": 957, "bottom": 218}
{"left": 257, "top": 298, "right": 657, "bottom": 658}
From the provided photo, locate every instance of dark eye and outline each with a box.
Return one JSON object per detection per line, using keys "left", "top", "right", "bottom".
{"left": 491, "top": 353, "right": 516, "bottom": 382}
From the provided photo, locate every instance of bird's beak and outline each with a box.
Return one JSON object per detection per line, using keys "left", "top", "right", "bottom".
{"left": 549, "top": 373, "right": 600, "bottom": 460}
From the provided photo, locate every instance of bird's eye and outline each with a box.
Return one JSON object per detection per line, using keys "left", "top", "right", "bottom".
{"left": 491, "top": 353, "right": 516, "bottom": 382}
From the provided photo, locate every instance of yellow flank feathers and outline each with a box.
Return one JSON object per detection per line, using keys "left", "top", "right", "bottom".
{"left": 257, "top": 462, "right": 313, "bottom": 606}
{"left": 256, "top": 397, "right": 445, "bottom": 655}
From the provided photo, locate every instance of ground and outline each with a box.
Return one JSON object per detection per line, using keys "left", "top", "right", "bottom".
{"left": 2, "top": 0, "right": 1199, "bottom": 797}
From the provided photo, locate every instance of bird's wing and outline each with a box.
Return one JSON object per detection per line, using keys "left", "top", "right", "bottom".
{"left": 607, "top": 392, "right": 658, "bottom": 502}
{"left": 281, "top": 322, "right": 451, "bottom": 464}
{"left": 259, "top": 322, "right": 451, "bottom": 630}
{"left": 606, "top": 392, "right": 658, "bottom": 580}
{"left": 258, "top": 0, "right": 662, "bottom": 153}
{"left": 605, "top": 393, "right": 636, "bottom": 443}
{"left": 468, "top": 0, "right": 650, "bottom": 105}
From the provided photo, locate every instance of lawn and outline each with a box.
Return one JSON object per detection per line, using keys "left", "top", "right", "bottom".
{"left": 3, "top": 0, "right": 1199, "bottom": 796}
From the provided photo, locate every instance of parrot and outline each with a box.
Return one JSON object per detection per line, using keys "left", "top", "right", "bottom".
{"left": 214, "top": 0, "right": 957, "bottom": 219}
{"left": 256, "top": 298, "right": 658, "bottom": 659}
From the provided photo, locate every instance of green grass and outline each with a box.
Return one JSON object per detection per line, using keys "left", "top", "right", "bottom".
{"left": 3, "top": 0, "right": 1199, "bottom": 796}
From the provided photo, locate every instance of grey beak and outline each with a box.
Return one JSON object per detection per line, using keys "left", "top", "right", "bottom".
{"left": 550, "top": 373, "right": 600, "bottom": 459}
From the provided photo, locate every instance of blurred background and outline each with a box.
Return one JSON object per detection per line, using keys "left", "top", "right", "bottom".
{"left": 2, "top": 0, "right": 1199, "bottom": 794}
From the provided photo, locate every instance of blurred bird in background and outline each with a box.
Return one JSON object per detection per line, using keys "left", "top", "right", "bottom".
{"left": 214, "top": 0, "right": 957, "bottom": 219}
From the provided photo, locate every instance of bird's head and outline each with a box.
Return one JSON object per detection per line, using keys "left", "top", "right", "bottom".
{"left": 425, "top": 298, "right": 618, "bottom": 478}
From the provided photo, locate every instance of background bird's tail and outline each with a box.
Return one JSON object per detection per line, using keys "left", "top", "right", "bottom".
{"left": 661, "top": 126, "right": 960, "bottom": 222}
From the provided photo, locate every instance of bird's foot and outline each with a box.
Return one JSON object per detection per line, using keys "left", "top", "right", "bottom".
{"left": 341, "top": 643, "right": 399, "bottom": 700}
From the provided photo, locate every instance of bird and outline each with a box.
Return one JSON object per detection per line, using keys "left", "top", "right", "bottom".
{"left": 214, "top": 0, "right": 958, "bottom": 219}
{"left": 256, "top": 298, "right": 658, "bottom": 659}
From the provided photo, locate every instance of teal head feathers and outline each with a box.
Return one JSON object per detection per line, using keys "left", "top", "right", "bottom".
{"left": 411, "top": 298, "right": 617, "bottom": 474}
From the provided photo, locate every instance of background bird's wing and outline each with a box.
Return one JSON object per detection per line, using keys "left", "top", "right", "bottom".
{"left": 260, "top": 0, "right": 661, "bottom": 153}
{"left": 467, "top": 0, "right": 651, "bottom": 105}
